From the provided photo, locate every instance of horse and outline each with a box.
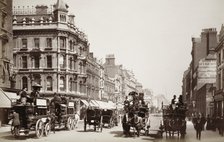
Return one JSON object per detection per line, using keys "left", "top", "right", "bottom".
{"left": 122, "top": 112, "right": 143, "bottom": 137}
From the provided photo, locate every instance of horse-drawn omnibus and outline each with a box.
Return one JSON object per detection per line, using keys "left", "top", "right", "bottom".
{"left": 161, "top": 102, "right": 187, "bottom": 138}
{"left": 10, "top": 98, "right": 51, "bottom": 138}
{"left": 122, "top": 91, "right": 150, "bottom": 137}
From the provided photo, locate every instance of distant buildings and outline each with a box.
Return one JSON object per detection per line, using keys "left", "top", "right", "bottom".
{"left": 152, "top": 94, "right": 169, "bottom": 111}
{"left": 86, "top": 52, "right": 101, "bottom": 100}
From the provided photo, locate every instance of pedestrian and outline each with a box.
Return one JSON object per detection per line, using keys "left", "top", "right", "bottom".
{"left": 220, "top": 116, "right": 224, "bottom": 136}
{"left": 195, "top": 114, "right": 203, "bottom": 140}
{"left": 206, "top": 114, "right": 211, "bottom": 130}
{"left": 201, "top": 113, "right": 206, "bottom": 131}
{"left": 11, "top": 110, "right": 20, "bottom": 136}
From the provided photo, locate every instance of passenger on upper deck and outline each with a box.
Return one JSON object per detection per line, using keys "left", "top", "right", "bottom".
{"left": 124, "top": 96, "right": 130, "bottom": 112}
{"left": 170, "top": 95, "right": 177, "bottom": 110}
{"left": 18, "top": 87, "right": 28, "bottom": 105}
{"left": 30, "top": 83, "right": 41, "bottom": 104}
{"left": 177, "top": 95, "right": 184, "bottom": 108}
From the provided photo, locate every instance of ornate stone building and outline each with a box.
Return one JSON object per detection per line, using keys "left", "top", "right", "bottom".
{"left": 103, "top": 74, "right": 115, "bottom": 102}
{"left": 0, "top": 0, "right": 13, "bottom": 89}
{"left": 86, "top": 52, "right": 101, "bottom": 100}
{"left": 12, "top": 0, "right": 88, "bottom": 101}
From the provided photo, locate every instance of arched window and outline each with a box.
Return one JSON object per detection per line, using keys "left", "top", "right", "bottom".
{"left": 69, "top": 40, "right": 73, "bottom": 51}
{"left": 59, "top": 76, "right": 65, "bottom": 91}
{"left": 33, "top": 74, "right": 41, "bottom": 84}
{"left": 69, "top": 78, "right": 72, "bottom": 92}
{"left": 79, "top": 81, "right": 82, "bottom": 93}
{"left": 74, "top": 81, "right": 77, "bottom": 92}
{"left": 59, "top": 54, "right": 66, "bottom": 68}
{"left": 69, "top": 57, "right": 73, "bottom": 70}
{"left": 46, "top": 76, "right": 53, "bottom": 91}
{"left": 79, "top": 62, "right": 83, "bottom": 73}
{"left": 22, "top": 76, "right": 28, "bottom": 89}
{"left": 74, "top": 60, "right": 76, "bottom": 71}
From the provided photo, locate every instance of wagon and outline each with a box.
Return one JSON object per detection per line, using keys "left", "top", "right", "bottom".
{"left": 102, "top": 109, "right": 119, "bottom": 128}
{"left": 161, "top": 103, "right": 187, "bottom": 138}
{"left": 10, "top": 98, "right": 51, "bottom": 138}
{"left": 84, "top": 108, "right": 103, "bottom": 132}
{"left": 49, "top": 101, "right": 76, "bottom": 131}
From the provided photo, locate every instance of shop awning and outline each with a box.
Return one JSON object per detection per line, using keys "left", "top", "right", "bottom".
{"left": 0, "top": 88, "right": 13, "bottom": 108}
{"left": 5, "top": 91, "right": 19, "bottom": 102}
{"left": 89, "top": 100, "right": 99, "bottom": 108}
{"left": 80, "top": 99, "right": 89, "bottom": 106}
{"left": 95, "top": 100, "right": 108, "bottom": 109}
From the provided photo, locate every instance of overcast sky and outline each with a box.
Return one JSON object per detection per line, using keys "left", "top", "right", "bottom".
{"left": 14, "top": 0, "right": 224, "bottom": 100}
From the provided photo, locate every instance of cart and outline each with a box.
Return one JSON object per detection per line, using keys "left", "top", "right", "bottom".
{"left": 84, "top": 108, "right": 103, "bottom": 132}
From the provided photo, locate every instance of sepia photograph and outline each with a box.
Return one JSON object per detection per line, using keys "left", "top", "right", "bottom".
{"left": 0, "top": 0, "right": 224, "bottom": 142}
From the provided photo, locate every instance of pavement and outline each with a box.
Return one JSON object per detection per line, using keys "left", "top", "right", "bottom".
{"left": 0, "top": 125, "right": 11, "bottom": 133}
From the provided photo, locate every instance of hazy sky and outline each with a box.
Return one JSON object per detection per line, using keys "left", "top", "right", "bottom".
{"left": 14, "top": 0, "right": 224, "bottom": 99}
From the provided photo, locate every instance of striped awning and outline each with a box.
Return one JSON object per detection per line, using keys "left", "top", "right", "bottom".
{"left": 89, "top": 100, "right": 99, "bottom": 108}
{"left": 0, "top": 88, "right": 13, "bottom": 108}
{"left": 80, "top": 99, "right": 89, "bottom": 106}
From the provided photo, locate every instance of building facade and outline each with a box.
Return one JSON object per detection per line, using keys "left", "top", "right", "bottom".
{"left": 13, "top": 0, "right": 88, "bottom": 103}
{"left": 196, "top": 83, "right": 214, "bottom": 116}
{"left": 0, "top": 0, "right": 13, "bottom": 89}
{"left": 0, "top": 0, "right": 14, "bottom": 126}
{"left": 104, "top": 54, "right": 123, "bottom": 103}
{"left": 185, "top": 28, "right": 218, "bottom": 116}
{"left": 103, "top": 74, "right": 115, "bottom": 102}
{"left": 122, "top": 69, "right": 137, "bottom": 96}
{"left": 214, "top": 25, "right": 224, "bottom": 117}
{"left": 86, "top": 52, "right": 101, "bottom": 100}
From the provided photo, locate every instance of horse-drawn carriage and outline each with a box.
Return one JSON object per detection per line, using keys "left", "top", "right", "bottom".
{"left": 49, "top": 98, "right": 76, "bottom": 131}
{"left": 161, "top": 102, "right": 187, "bottom": 138}
{"left": 10, "top": 98, "right": 51, "bottom": 138}
{"left": 84, "top": 107, "right": 103, "bottom": 132}
{"left": 122, "top": 91, "right": 150, "bottom": 137}
{"left": 102, "top": 109, "right": 118, "bottom": 128}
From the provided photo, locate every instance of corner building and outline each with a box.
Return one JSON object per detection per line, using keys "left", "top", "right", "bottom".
{"left": 12, "top": 0, "right": 88, "bottom": 101}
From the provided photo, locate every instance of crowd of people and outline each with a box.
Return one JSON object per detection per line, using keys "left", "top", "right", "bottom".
{"left": 191, "top": 112, "right": 224, "bottom": 140}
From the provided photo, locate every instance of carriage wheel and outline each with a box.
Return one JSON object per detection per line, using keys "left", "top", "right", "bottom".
{"left": 44, "top": 123, "right": 51, "bottom": 136}
{"left": 84, "top": 117, "right": 87, "bottom": 132}
{"left": 145, "top": 129, "right": 149, "bottom": 136}
{"left": 66, "top": 117, "right": 72, "bottom": 131}
{"left": 35, "top": 119, "right": 44, "bottom": 138}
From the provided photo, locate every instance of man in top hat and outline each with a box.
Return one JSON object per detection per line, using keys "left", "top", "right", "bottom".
{"left": 30, "top": 83, "right": 42, "bottom": 104}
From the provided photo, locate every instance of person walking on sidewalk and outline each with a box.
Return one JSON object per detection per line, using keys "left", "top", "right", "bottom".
{"left": 195, "top": 114, "right": 203, "bottom": 140}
